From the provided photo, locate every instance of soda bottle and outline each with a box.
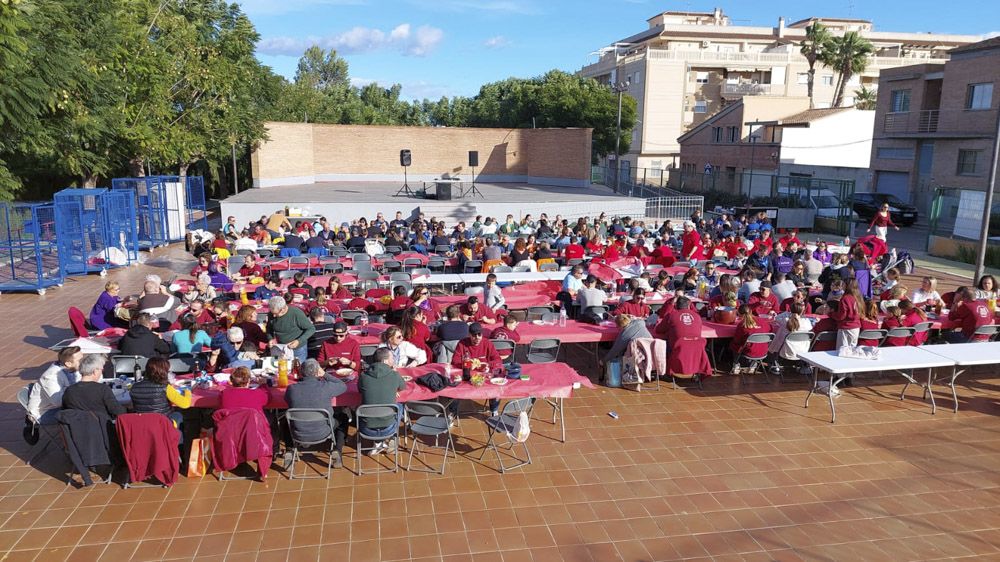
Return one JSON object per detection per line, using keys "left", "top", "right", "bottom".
{"left": 133, "top": 361, "right": 142, "bottom": 382}
{"left": 292, "top": 359, "right": 301, "bottom": 381}
{"left": 559, "top": 308, "right": 567, "bottom": 327}
{"left": 277, "top": 358, "right": 289, "bottom": 387}
{"left": 240, "top": 286, "right": 249, "bottom": 305}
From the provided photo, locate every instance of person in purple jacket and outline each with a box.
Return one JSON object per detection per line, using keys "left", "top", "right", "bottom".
{"left": 88, "top": 281, "right": 125, "bottom": 330}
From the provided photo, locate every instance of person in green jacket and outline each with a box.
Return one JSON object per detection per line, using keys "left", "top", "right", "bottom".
{"left": 357, "top": 348, "right": 406, "bottom": 454}
{"left": 266, "top": 296, "right": 315, "bottom": 362}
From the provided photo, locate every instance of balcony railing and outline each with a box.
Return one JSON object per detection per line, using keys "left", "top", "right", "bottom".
{"left": 722, "top": 83, "right": 773, "bottom": 96}
{"left": 883, "top": 109, "right": 997, "bottom": 136}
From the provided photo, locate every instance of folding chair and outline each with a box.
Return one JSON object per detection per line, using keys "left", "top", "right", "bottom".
{"left": 402, "top": 258, "right": 423, "bottom": 271}
{"left": 427, "top": 259, "right": 447, "bottom": 273}
{"left": 111, "top": 355, "right": 148, "bottom": 379}
{"left": 168, "top": 354, "right": 199, "bottom": 374}
{"left": 360, "top": 344, "right": 379, "bottom": 364}
{"left": 526, "top": 338, "right": 560, "bottom": 364}
{"left": 411, "top": 267, "right": 431, "bottom": 278}
{"left": 385, "top": 246, "right": 403, "bottom": 255}
{"left": 284, "top": 408, "right": 339, "bottom": 479}
{"left": 354, "top": 261, "right": 375, "bottom": 273}
{"left": 382, "top": 260, "right": 402, "bottom": 273}
{"left": 735, "top": 332, "right": 775, "bottom": 384}
{"left": 539, "top": 312, "right": 560, "bottom": 323}
{"left": 354, "top": 404, "right": 401, "bottom": 475}
{"left": 390, "top": 280, "right": 412, "bottom": 294}
{"left": 277, "top": 270, "right": 297, "bottom": 280}
{"left": 68, "top": 307, "right": 96, "bottom": 337}
{"left": 477, "top": 398, "right": 534, "bottom": 473}
{"left": 512, "top": 266, "right": 531, "bottom": 273}
{"left": 858, "top": 329, "right": 888, "bottom": 348}
{"left": 539, "top": 262, "right": 558, "bottom": 272}
{"left": 434, "top": 245, "right": 452, "bottom": 256}
{"left": 491, "top": 265, "right": 512, "bottom": 273}
{"left": 811, "top": 330, "right": 838, "bottom": 351}
{"left": 883, "top": 327, "right": 916, "bottom": 347}
{"left": 17, "top": 384, "right": 62, "bottom": 467}
{"left": 389, "top": 272, "right": 412, "bottom": 283}
{"left": 525, "top": 306, "right": 554, "bottom": 321}
{"left": 352, "top": 253, "right": 372, "bottom": 263}
{"left": 912, "top": 321, "right": 934, "bottom": 343}
{"left": 463, "top": 260, "right": 483, "bottom": 274}
{"left": 340, "top": 310, "right": 369, "bottom": 326}
{"left": 490, "top": 339, "right": 516, "bottom": 366}
{"left": 256, "top": 248, "right": 274, "bottom": 258}
{"left": 358, "top": 271, "right": 380, "bottom": 283}
{"left": 404, "top": 401, "right": 456, "bottom": 475}
{"left": 322, "top": 262, "right": 344, "bottom": 275}
{"left": 772, "top": 331, "right": 814, "bottom": 383}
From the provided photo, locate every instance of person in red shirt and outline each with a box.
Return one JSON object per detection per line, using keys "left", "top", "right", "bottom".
{"left": 601, "top": 240, "right": 622, "bottom": 261}
{"left": 780, "top": 289, "right": 812, "bottom": 315}
{"left": 237, "top": 254, "right": 264, "bottom": 279}
{"left": 190, "top": 254, "right": 212, "bottom": 277}
{"left": 388, "top": 285, "right": 411, "bottom": 318}
{"left": 747, "top": 285, "right": 779, "bottom": 316}
{"left": 900, "top": 301, "right": 930, "bottom": 345}
{"left": 563, "top": 238, "right": 585, "bottom": 261}
{"left": 665, "top": 297, "right": 712, "bottom": 377}
{"left": 810, "top": 302, "right": 839, "bottom": 351}
{"left": 318, "top": 322, "right": 362, "bottom": 374}
{"left": 722, "top": 235, "right": 742, "bottom": 259}
{"left": 858, "top": 300, "right": 883, "bottom": 346}
{"left": 946, "top": 287, "right": 993, "bottom": 342}
{"left": 778, "top": 229, "right": 802, "bottom": 250}
{"left": 729, "top": 304, "right": 771, "bottom": 370}
{"left": 680, "top": 222, "right": 702, "bottom": 262}
{"left": 650, "top": 238, "right": 676, "bottom": 267}
{"left": 699, "top": 232, "right": 715, "bottom": 260}
{"left": 751, "top": 230, "right": 774, "bottom": 255}
{"left": 310, "top": 290, "right": 342, "bottom": 317}
{"left": 489, "top": 315, "right": 521, "bottom": 359}
{"left": 451, "top": 323, "right": 503, "bottom": 415}
{"left": 326, "top": 276, "right": 352, "bottom": 299}
{"left": 400, "top": 306, "right": 433, "bottom": 359}
{"left": 830, "top": 278, "right": 863, "bottom": 348}
{"left": 460, "top": 296, "right": 497, "bottom": 325}
{"left": 616, "top": 289, "right": 652, "bottom": 318}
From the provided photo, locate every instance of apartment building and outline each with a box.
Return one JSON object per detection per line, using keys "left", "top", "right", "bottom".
{"left": 869, "top": 37, "right": 1000, "bottom": 212}
{"left": 579, "top": 7, "right": 979, "bottom": 176}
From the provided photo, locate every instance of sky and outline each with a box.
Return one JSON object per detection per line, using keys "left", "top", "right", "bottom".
{"left": 239, "top": 0, "right": 1000, "bottom": 101}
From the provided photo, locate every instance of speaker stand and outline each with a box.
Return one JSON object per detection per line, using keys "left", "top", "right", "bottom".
{"left": 395, "top": 167, "right": 416, "bottom": 197}
{"left": 465, "top": 166, "right": 484, "bottom": 198}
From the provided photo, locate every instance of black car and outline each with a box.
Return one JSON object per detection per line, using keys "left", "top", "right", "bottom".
{"left": 849, "top": 192, "right": 919, "bottom": 226}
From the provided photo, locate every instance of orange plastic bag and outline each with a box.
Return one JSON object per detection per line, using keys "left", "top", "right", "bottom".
{"left": 187, "top": 432, "right": 211, "bottom": 478}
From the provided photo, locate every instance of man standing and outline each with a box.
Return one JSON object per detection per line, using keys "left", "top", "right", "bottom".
{"left": 27, "top": 346, "right": 82, "bottom": 424}
{"left": 265, "top": 209, "right": 291, "bottom": 238}
{"left": 267, "top": 296, "right": 315, "bottom": 363}
{"left": 284, "top": 359, "right": 348, "bottom": 468}
{"left": 357, "top": 348, "right": 406, "bottom": 454}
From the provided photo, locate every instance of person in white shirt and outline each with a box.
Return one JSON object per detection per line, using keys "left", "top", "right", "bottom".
{"left": 27, "top": 346, "right": 83, "bottom": 424}
{"left": 234, "top": 233, "right": 258, "bottom": 252}
{"left": 378, "top": 326, "right": 427, "bottom": 367}
{"left": 911, "top": 276, "right": 941, "bottom": 307}
{"left": 769, "top": 304, "right": 814, "bottom": 361}
{"left": 576, "top": 275, "right": 607, "bottom": 309}
{"left": 483, "top": 273, "right": 505, "bottom": 312}
{"left": 770, "top": 272, "right": 798, "bottom": 303}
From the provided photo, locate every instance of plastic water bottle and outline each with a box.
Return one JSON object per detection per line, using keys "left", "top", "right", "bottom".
{"left": 842, "top": 235, "right": 850, "bottom": 248}
{"left": 559, "top": 308, "right": 567, "bottom": 327}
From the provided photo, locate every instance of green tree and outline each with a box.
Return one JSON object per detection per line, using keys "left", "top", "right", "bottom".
{"left": 800, "top": 23, "right": 833, "bottom": 109}
{"left": 853, "top": 85, "right": 877, "bottom": 110}
{"left": 828, "top": 31, "right": 875, "bottom": 108}
{"left": 295, "top": 46, "right": 350, "bottom": 91}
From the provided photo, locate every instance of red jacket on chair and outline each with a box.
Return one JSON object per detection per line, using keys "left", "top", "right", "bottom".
{"left": 116, "top": 413, "right": 181, "bottom": 487}
{"left": 211, "top": 408, "right": 273, "bottom": 479}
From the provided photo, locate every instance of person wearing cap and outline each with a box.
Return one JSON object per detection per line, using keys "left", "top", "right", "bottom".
{"left": 459, "top": 296, "right": 497, "bottom": 325}
{"left": 318, "top": 322, "right": 362, "bottom": 375}
{"left": 284, "top": 358, "right": 349, "bottom": 468}
{"left": 451, "top": 322, "right": 503, "bottom": 416}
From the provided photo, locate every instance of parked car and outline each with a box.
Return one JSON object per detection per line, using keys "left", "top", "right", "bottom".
{"left": 849, "top": 192, "right": 918, "bottom": 226}
{"left": 776, "top": 187, "right": 859, "bottom": 221}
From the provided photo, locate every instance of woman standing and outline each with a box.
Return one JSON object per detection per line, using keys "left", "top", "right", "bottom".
{"left": 866, "top": 202, "right": 899, "bottom": 241}
{"left": 830, "top": 278, "right": 863, "bottom": 349}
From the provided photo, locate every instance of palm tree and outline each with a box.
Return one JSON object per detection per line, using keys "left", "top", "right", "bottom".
{"left": 800, "top": 23, "right": 833, "bottom": 109}
{"left": 853, "top": 85, "right": 877, "bottom": 110}
{"left": 828, "top": 31, "right": 875, "bottom": 107}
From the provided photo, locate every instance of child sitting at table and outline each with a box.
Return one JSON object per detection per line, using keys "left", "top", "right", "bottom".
{"left": 769, "top": 302, "right": 814, "bottom": 362}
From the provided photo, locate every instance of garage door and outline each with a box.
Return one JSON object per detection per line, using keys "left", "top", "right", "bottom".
{"left": 875, "top": 171, "right": 910, "bottom": 203}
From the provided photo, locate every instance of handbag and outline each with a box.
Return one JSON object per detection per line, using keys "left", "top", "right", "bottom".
{"left": 186, "top": 431, "right": 212, "bottom": 478}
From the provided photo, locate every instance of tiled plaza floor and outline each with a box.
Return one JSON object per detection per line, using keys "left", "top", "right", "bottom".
{"left": 1, "top": 244, "right": 999, "bottom": 561}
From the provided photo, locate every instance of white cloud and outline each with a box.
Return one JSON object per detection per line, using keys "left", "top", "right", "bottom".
{"left": 257, "top": 23, "right": 444, "bottom": 57}
{"left": 984, "top": 31, "right": 1000, "bottom": 39}
{"left": 404, "top": 0, "right": 540, "bottom": 15}
{"left": 349, "top": 77, "right": 377, "bottom": 88}
{"left": 238, "top": 0, "right": 366, "bottom": 16}
{"left": 483, "top": 35, "right": 511, "bottom": 49}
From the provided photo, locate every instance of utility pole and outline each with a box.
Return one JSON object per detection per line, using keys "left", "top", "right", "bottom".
{"left": 611, "top": 80, "right": 630, "bottom": 193}
{"left": 973, "top": 110, "right": 1000, "bottom": 283}
{"left": 231, "top": 143, "right": 240, "bottom": 195}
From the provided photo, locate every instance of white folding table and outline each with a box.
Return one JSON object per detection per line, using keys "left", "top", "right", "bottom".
{"left": 460, "top": 271, "right": 566, "bottom": 284}
{"left": 799, "top": 347, "right": 955, "bottom": 423}
{"left": 921, "top": 342, "right": 1000, "bottom": 414}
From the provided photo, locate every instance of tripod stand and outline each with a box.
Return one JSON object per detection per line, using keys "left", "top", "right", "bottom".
{"left": 394, "top": 166, "right": 417, "bottom": 197}
{"left": 465, "top": 165, "right": 484, "bottom": 198}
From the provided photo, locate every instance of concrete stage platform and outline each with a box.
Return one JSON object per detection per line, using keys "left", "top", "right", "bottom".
{"left": 220, "top": 180, "right": 646, "bottom": 227}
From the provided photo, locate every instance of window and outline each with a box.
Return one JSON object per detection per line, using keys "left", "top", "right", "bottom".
{"left": 695, "top": 71, "right": 709, "bottom": 84}
{"left": 797, "top": 73, "right": 809, "bottom": 85}
{"left": 957, "top": 149, "right": 982, "bottom": 176}
{"left": 821, "top": 75, "right": 834, "bottom": 86}
{"left": 890, "top": 89, "right": 911, "bottom": 113}
{"left": 877, "top": 147, "right": 915, "bottom": 160}
{"left": 726, "top": 166, "right": 736, "bottom": 180}
{"left": 726, "top": 126, "right": 738, "bottom": 143}
{"left": 694, "top": 100, "right": 707, "bottom": 113}
{"left": 711, "top": 127, "right": 723, "bottom": 143}
{"left": 967, "top": 83, "right": 993, "bottom": 110}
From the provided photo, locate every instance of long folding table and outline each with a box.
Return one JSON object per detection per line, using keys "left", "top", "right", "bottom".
{"left": 799, "top": 347, "right": 955, "bottom": 423}
{"left": 920, "top": 342, "right": 1000, "bottom": 414}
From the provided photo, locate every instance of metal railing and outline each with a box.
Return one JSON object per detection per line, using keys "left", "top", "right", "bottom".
{"left": 882, "top": 109, "right": 997, "bottom": 136}
{"left": 645, "top": 196, "right": 705, "bottom": 224}
{"left": 722, "top": 83, "right": 774, "bottom": 96}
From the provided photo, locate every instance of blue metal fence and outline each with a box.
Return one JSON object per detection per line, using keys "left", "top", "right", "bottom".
{"left": 0, "top": 203, "right": 63, "bottom": 294}
{"left": 54, "top": 188, "right": 139, "bottom": 276}
{"left": 184, "top": 176, "right": 208, "bottom": 231}
{"left": 112, "top": 177, "right": 168, "bottom": 248}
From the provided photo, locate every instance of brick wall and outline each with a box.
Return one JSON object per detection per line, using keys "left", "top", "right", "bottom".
{"left": 252, "top": 122, "right": 593, "bottom": 187}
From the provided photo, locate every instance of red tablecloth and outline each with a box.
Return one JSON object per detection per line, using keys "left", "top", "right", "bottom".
{"left": 429, "top": 293, "right": 553, "bottom": 314}
{"left": 187, "top": 362, "right": 592, "bottom": 409}
{"left": 488, "top": 319, "right": 619, "bottom": 344}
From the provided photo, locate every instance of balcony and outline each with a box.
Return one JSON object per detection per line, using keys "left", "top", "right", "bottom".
{"left": 882, "top": 109, "right": 997, "bottom": 138}
{"left": 722, "top": 83, "right": 774, "bottom": 96}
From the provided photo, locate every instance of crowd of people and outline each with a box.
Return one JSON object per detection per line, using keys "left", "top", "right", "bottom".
{"left": 24, "top": 206, "right": 999, "bottom": 479}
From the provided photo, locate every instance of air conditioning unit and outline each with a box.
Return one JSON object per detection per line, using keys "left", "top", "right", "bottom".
{"left": 701, "top": 40, "right": 711, "bottom": 49}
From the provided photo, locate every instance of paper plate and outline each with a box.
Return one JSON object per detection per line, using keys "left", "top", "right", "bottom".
{"left": 489, "top": 377, "right": 508, "bottom": 386}
{"left": 402, "top": 375, "right": 413, "bottom": 382}
{"left": 532, "top": 320, "right": 545, "bottom": 325}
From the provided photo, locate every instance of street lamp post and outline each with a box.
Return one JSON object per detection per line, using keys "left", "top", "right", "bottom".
{"left": 748, "top": 119, "right": 760, "bottom": 196}
{"left": 611, "top": 80, "right": 630, "bottom": 193}
{"left": 973, "top": 110, "right": 1000, "bottom": 283}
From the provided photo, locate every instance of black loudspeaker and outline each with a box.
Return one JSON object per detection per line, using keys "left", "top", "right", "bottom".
{"left": 436, "top": 182, "right": 453, "bottom": 201}
{"left": 468, "top": 150, "right": 479, "bottom": 167}
{"left": 400, "top": 149, "right": 412, "bottom": 167}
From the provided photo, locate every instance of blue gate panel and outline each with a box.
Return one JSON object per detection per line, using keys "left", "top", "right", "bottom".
{"left": 0, "top": 202, "right": 63, "bottom": 293}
